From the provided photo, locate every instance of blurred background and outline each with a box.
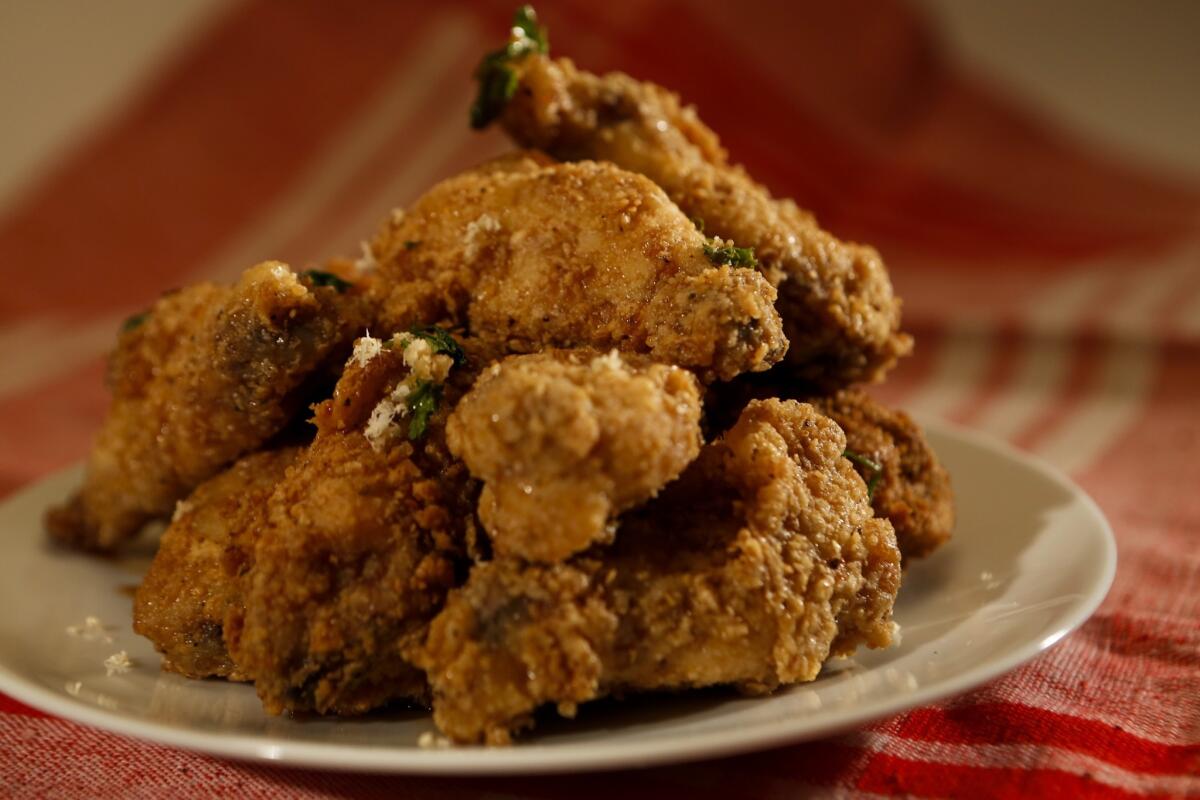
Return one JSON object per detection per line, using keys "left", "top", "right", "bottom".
{"left": 0, "top": 0, "right": 1197, "bottom": 491}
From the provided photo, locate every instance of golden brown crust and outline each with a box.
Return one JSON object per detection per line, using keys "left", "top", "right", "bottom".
{"left": 132, "top": 447, "right": 300, "bottom": 681}
{"left": 446, "top": 349, "right": 703, "bottom": 562}
{"left": 707, "top": 377, "right": 954, "bottom": 561}
{"left": 496, "top": 55, "right": 911, "bottom": 388}
{"left": 367, "top": 159, "right": 786, "bottom": 382}
{"left": 419, "top": 399, "right": 900, "bottom": 744}
{"left": 229, "top": 336, "right": 502, "bottom": 715}
{"left": 46, "top": 262, "right": 371, "bottom": 552}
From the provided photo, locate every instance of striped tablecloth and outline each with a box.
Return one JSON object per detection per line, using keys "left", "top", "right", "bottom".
{"left": 1, "top": 1, "right": 1197, "bottom": 797}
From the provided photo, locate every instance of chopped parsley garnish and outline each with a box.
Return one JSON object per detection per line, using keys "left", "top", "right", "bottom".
{"left": 469, "top": 5, "right": 549, "bottom": 129}
{"left": 121, "top": 311, "right": 150, "bottom": 333}
{"left": 407, "top": 325, "right": 467, "bottom": 366}
{"left": 691, "top": 217, "right": 705, "bottom": 233}
{"left": 301, "top": 270, "right": 353, "bottom": 293}
{"left": 843, "top": 448, "right": 883, "bottom": 501}
{"left": 703, "top": 239, "right": 758, "bottom": 268}
{"left": 403, "top": 240, "right": 421, "bottom": 250}
{"left": 405, "top": 379, "right": 442, "bottom": 440}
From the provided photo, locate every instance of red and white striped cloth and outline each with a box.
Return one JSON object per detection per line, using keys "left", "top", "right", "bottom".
{"left": 0, "top": 1, "right": 1196, "bottom": 797}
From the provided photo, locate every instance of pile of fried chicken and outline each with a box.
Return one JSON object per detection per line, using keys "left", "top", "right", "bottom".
{"left": 46, "top": 7, "right": 953, "bottom": 745}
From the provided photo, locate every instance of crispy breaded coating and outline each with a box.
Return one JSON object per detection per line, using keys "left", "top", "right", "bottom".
{"left": 446, "top": 349, "right": 702, "bottom": 562}
{"left": 46, "top": 262, "right": 370, "bottom": 552}
{"left": 132, "top": 447, "right": 300, "bottom": 681}
{"left": 419, "top": 399, "right": 901, "bottom": 744}
{"left": 490, "top": 53, "right": 911, "bottom": 387}
{"left": 367, "top": 159, "right": 786, "bottom": 382}
{"left": 228, "top": 334, "right": 501, "bottom": 715}
{"left": 811, "top": 389, "right": 954, "bottom": 561}
{"left": 707, "top": 377, "right": 954, "bottom": 561}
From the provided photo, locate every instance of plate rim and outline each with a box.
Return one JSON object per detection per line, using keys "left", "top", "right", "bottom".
{"left": 0, "top": 420, "right": 1117, "bottom": 775}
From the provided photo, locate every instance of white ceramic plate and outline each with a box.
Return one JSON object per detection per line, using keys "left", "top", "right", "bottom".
{"left": 0, "top": 422, "right": 1114, "bottom": 774}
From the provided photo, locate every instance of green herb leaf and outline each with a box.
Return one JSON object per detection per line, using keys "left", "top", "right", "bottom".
{"left": 469, "top": 5, "right": 549, "bottom": 129}
{"left": 403, "top": 240, "right": 421, "bottom": 250}
{"left": 301, "top": 270, "right": 353, "bottom": 293}
{"left": 867, "top": 471, "right": 882, "bottom": 499}
{"left": 407, "top": 325, "right": 467, "bottom": 366}
{"left": 691, "top": 217, "right": 705, "bottom": 233}
{"left": 703, "top": 239, "right": 758, "bottom": 268}
{"left": 470, "top": 61, "right": 519, "bottom": 129}
{"left": 405, "top": 379, "right": 442, "bottom": 440}
{"left": 121, "top": 311, "right": 150, "bottom": 333}
{"left": 843, "top": 448, "right": 883, "bottom": 501}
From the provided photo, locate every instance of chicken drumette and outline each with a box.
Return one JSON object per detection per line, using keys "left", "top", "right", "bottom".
{"left": 472, "top": 16, "right": 909, "bottom": 388}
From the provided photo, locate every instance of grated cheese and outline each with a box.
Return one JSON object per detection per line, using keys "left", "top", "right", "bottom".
{"left": 349, "top": 335, "right": 384, "bottom": 369}
{"left": 363, "top": 378, "right": 420, "bottom": 451}
{"left": 362, "top": 334, "right": 457, "bottom": 450}
{"left": 103, "top": 651, "right": 132, "bottom": 677}
{"left": 463, "top": 213, "right": 502, "bottom": 261}
{"left": 400, "top": 336, "right": 432, "bottom": 370}
{"left": 395, "top": 335, "right": 454, "bottom": 383}
{"left": 364, "top": 395, "right": 401, "bottom": 451}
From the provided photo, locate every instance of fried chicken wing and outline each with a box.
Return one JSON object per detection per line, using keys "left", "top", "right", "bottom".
{"left": 419, "top": 399, "right": 901, "bottom": 743}
{"left": 46, "top": 262, "right": 370, "bottom": 551}
{"left": 367, "top": 159, "right": 786, "bottom": 382}
{"left": 485, "top": 49, "right": 910, "bottom": 387}
{"left": 228, "top": 332, "right": 501, "bottom": 715}
{"left": 707, "top": 376, "right": 954, "bottom": 561}
{"left": 132, "top": 446, "right": 300, "bottom": 681}
{"left": 446, "top": 349, "right": 702, "bottom": 562}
